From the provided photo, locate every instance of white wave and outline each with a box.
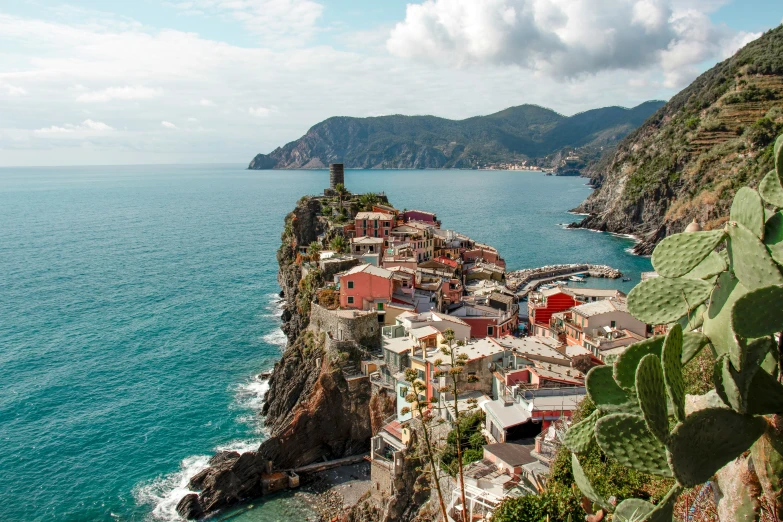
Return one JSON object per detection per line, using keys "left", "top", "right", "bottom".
{"left": 262, "top": 292, "right": 286, "bottom": 318}
{"left": 133, "top": 454, "right": 211, "bottom": 521}
{"left": 262, "top": 328, "right": 287, "bottom": 350}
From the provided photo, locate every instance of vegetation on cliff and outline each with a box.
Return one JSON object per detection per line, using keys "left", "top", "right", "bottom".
{"left": 248, "top": 102, "right": 663, "bottom": 170}
{"left": 573, "top": 25, "right": 783, "bottom": 254}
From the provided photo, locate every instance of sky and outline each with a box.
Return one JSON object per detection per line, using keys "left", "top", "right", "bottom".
{"left": 0, "top": 0, "right": 781, "bottom": 166}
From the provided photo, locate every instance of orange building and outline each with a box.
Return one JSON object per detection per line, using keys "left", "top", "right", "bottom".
{"left": 339, "top": 263, "right": 394, "bottom": 311}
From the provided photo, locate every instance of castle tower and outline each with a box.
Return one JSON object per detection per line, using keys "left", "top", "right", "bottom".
{"left": 329, "top": 163, "right": 344, "bottom": 190}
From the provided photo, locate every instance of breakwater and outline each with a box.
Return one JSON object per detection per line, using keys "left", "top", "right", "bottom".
{"left": 507, "top": 264, "right": 622, "bottom": 294}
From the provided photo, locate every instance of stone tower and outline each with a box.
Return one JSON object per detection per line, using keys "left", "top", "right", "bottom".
{"left": 329, "top": 163, "right": 344, "bottom": 190}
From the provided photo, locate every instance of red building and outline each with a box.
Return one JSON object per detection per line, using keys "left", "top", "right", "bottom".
{"left": 528, "top": 288, "right": 578, "bottom": 333}
{"left": 354, "top": 212, "right": 394, "bottom": 244}
{"left": 339, "top": 263, "right": 394, "bottom": 310}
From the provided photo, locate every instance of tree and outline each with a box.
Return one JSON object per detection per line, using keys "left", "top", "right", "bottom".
{"left": 564, "top": 133, "right": 783, "bottom": 521}
{"left": 400, "top": 367, "right": 449, "bottom": 522}
{"left": 434, "top": 328, "right": 479, "bottom": 522}
{"left": 307, "top": 241, "right": 321, "bottom": 262}
{"left": 335, "top": 183, "right": 348, "bottom": 213}
{"left": 358, "top": 192, "right": 380, "bottom": 211}
{"left": 329, "top": 235, "right": 348, "bottom": 254}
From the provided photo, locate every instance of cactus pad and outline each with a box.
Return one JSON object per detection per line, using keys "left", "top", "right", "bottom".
{"left": 614, "top": 499, "right": 654, "bottom": 521}
{"left": 760, "top": 170, "right": 783, "bottom": 209}
{"left": 587, "top": 365, "right": 635, "bottom": 412}
{"left": 681, "top": 332, "right": 710, "bottom": 364}
{"left": 752, "top": 432, "right": 783, "bottom": 518}
{"left": 571, "top": 453, "right": 610, "bottom": 511}
{"left": 563, "top": 410, "right": 600, "bottom": 453}
{"left": 703, "top": 272, "right": 748, "bottom": 358}
{"left": 727, "top": 222, "right": 783, "bottom": 290}
{"left": 667, "top": 408, "right": 767, "bottom": 487}
{"left": 745, "top": 367, "right": 783, "bottom": 415}
{"left": 714, "top": 354, "right": 731, "bottom": 407}
{"left": 684, "top": 251, "right": 727, "bottom": 281}
{"left": 636, "top": 354, "right": 669, "bottom": 444}
{"left": 662, "top": 324, "right": 686, "bottom": 422}
{"left": 719, "top": 355, "right": 744, "bottom": 412}
{"left": 652, "top": 230, "right": 726, "bottom": 277}
{"left": 731, "top": 285, "right": 783, "bottom": 338}
{"left": 628, "top": 276, "right": 712, "bottom": 326}
{"left": 595, "top": 413, "right": 673, "bottom": 477}
{"left": 765, "top": 211, "right": 783, "bottom": 265}
{"left": 776, "top": 134, "right": 783, "bottom": 174}
{"left": 730, "top": 187, "right": 765, "bottom": 239}
{"left": 614, "top": 336, "right": 664, "bottom": 390}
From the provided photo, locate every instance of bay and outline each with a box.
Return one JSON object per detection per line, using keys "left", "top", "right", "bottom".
{"left": 0, "top": 165, "right": 650, "bottom": 522}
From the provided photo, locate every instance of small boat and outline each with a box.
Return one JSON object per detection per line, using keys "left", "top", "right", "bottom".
{"left": 569, "top": 276, "right": 585, "bottom": 282}
{"left": 622, "top": 277, "right": 631, "bottom": 282}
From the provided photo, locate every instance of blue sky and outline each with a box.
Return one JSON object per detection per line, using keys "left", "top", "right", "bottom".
{"left": 0, "top": 0, "right": 781, "bottom": 166}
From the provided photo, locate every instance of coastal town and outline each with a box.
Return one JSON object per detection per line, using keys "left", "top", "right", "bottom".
{"left": 219, "top": 164, "right": 667, "bottom": 522}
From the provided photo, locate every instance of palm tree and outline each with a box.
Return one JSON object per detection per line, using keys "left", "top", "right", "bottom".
{"left": 307, "top": 241, "right": 322, "bottom": 261}
{"left": 335, "top": 183, "right": 348, "bottom": 213}
{"left": 330, "top": 235, "right": 348, "bottom": 254}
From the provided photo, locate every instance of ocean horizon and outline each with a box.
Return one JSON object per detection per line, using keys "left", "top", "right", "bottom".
{"left": 0, "top": 164, "right": 651, "bottom": 521}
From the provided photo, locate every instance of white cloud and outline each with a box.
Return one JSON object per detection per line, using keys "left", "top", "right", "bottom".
{"left": 34, "top": 119, "right": 114, "bottom": 134}
{"left": 387, "top": 0, "right": 760, "bottom": 86}
{"left": 248, "top": 106, "right": 278, "bottom": 118}
{"left": 161, "top": 121, "right": 178, "bottom": 129}
{"left": 199, "top": 99, "right": 215, "bottom": 106}
{"left": 169, "top": 0, "right": 324, "bottom": 46}
{"left": 187, "top": 117, "right": 199, "bottom": 122}
{"left": 1, "top": 83, "right": 27, "bottom": 97}
{"left": 77, "top": 86, "right": 162, "bottom": 102}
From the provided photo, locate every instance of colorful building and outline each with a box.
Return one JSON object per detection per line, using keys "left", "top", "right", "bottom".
{"left": 354, "top": 212, "right": 395, "bottom": 244}
{"left": 339, "top": 263, "right": 394, "bottom": 311}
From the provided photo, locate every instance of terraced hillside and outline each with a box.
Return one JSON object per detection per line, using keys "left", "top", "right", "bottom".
{"left": 573, "top": 25, "right": 783, "bottom": 254}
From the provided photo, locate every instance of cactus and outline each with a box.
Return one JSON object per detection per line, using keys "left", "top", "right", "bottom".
{"left": 731, "top": 285, "right": 783, "bottom": 338}
{"left": 628, "top": 276, "right": 712, "bottom": 325}
{"left": 727, "top": 222, "right": 783, "bottom": 290}
{"left": 635, "top": 354, "right": 669, "bottom": 443}
{"left": 563, "top": 410, "right": 600, "bottom": 453}
{"left": 760, "top": 170, "right": 783, "bottom": 208}
{"left": 730, "top": 186, "right": 765, "bottom": 239}
{"left": 652, "top": 230, "right": 726, "bottom": 277}
{"left": 595, "top": 413, "right": 672, "bottom": 477}
{"left": 662, "top": 324, "right": 686, "bottom": 422}
{"left": 571, "top": 453, "right": 612, "bottom": 512}
{"left": 566, "top": 131, "right": 783, "bottom": 522}
{"left": 667, "top": 408, "right": 767, "bottom": 487}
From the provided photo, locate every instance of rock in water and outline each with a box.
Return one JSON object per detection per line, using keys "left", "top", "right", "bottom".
{"left": 176, "top": 493, "right": 203, "bottom": 520}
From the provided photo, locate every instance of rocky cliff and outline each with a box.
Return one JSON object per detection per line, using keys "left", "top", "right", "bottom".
{"left": 570, "top": 25, "right": 783, "bottom": 254}
{"left": 177, "top": 197, "right": 381, "bottom": 519}
{"left": 248, "top": 102, "right": 663, "bottom": 170}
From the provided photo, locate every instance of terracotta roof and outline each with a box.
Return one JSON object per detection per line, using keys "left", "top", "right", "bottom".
{"left": 345, "top": 263, "right": 393, "bottom": 279}
{"left": 572, "top": 298, "right": 627, "bottom": 317}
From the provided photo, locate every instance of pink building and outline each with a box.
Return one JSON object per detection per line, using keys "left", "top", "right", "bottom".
{"left": 354, "top": 212, "right": 394, "bottom": 244}
{"left": 401, "top": 209, "right": 440, "bottom": 227}
{"left": 463, "top": 245, "right": 506, "bottom": 269}
{"left": 340, "top": 263, "right": 394, "bottom": 311}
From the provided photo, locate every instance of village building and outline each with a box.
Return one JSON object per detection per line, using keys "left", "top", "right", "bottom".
{"left": 354, "top": 211, "right": 394, "bottom": 245}
{"left": 450, "top": 303, "right": 519, "bottom": 338}
{"left": 400, "top": 209, "right": 439, "bottom": 227}
{"left": 558, "top": 298, "right": 646, "bottom": 347}
{"left": 350, "top": 236, "right": 384, "bottom": 256}
{"left": 339, "top": 263, "right": 394, "bottom": 312}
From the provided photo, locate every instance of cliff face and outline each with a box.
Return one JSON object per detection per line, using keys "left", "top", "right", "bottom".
{"left": 571, "top": 26, "right": 783, "bottom": 254}
{"left": 248, "top": 102, "right": 663, "bottom": 170}
{"left": 177, "top": 197, "right": 378, "bottom": 519}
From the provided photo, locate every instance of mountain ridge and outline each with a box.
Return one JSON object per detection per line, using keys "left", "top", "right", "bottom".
{"left": 570, "top": 25, "right": 783, "bottom": 254}
{"left": 247, "top": 101, "right": 665, "bottom": 170}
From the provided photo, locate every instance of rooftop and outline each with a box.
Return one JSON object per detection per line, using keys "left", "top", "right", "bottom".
{"left": 355, "top": 211, "right": 394, "bottom": 220}
{"left": 383, "top": 336, "right": 415, "bottom": 354}
{"left": 493, "top": 336, "right": 567, "bottom": 361}
{"left": 527, "top": 392, "right": 585, "bottom": 410}
{"left": 485, "top": 400, "right": 531, "bottom": 429}
{"left": 484, "top": 443, "right": 537, "bottom": 467}
{"left": 572, "top": 298, "right": 627, "bottom": 317}
{"left": 351, "top": 236, "right": 384, "bottom": 245}
{"left": 409, "top": 325, "right": 440, "bottom": 339}
{"left": 567, "top": 288, "right": 626, "bottom": 299}
{"left": 345, "top": 263, "right": 393, "bottom": 279}
{"left": 425, "top": 337, "right": 506, "bottom": 364}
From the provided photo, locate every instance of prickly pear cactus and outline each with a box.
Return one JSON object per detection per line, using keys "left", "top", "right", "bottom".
{"left": 566, "top": 133, "right": 783, "bottom": 521}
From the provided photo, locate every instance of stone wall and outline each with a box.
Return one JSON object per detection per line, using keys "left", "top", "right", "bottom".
{"left": 371, "top": 459, "right": 394, "bottom": 495}
{"left": 310, "top": 303, "right": 382, "bottom": 350}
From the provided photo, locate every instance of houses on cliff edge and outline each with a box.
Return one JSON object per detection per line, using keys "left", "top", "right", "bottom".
{"left": 293, "top": 167, "right": 651, "bottom": 521}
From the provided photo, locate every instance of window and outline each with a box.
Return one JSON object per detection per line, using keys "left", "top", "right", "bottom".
{"left": 347, "top": 281, "right": 354, "bottom": 289}
{"left": 417, "top": 369, "right": 425, "bottom": 381}
{"left": 384, "top": 229, "right": 389, "bottom": 236}
{"left": 347, "top": 296, "right": 354, "bottom": 304}
{"left": 400, "top": 386, "right": 408, "bottom": 398}
{"left": 610, "top": 320, "right": 616, "bottom": 328}
{"left": 374, "top": 219, "right": 378, "bottom": 228}
{"left": 487, "top": 326, "right": 494, "bottom": 336}
{"left": 377, "top": 302, "right": 384, "bottom": 311}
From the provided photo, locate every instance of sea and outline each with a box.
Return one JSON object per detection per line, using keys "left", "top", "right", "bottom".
{"left": 0, "top": 165, "right": 651, "bottom": 522}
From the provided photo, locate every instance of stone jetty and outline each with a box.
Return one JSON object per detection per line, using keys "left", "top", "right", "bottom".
{"left": 506, "top": 263, "right": 622, "bottom": 293}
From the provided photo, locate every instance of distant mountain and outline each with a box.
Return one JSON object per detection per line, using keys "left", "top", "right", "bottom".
{"left": 571, "top": 25, "right": 783, "bottom": 254}
{"left": 247, "top": 101, "right": 665, "bottom": 170}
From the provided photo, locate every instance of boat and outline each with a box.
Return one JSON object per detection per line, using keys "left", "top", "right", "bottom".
{"left": 569, "top": 275, "right": 585, "bottom": 283}
{"left": 622, "top": 277, "right": 631, "bottom": 282}
{"left": 554, "top": 280, "right": 569, "bottom": 285}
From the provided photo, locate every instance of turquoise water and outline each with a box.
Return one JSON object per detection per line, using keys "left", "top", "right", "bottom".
{"left": 0, "top": 166, "right": 651, "bottom": 522}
